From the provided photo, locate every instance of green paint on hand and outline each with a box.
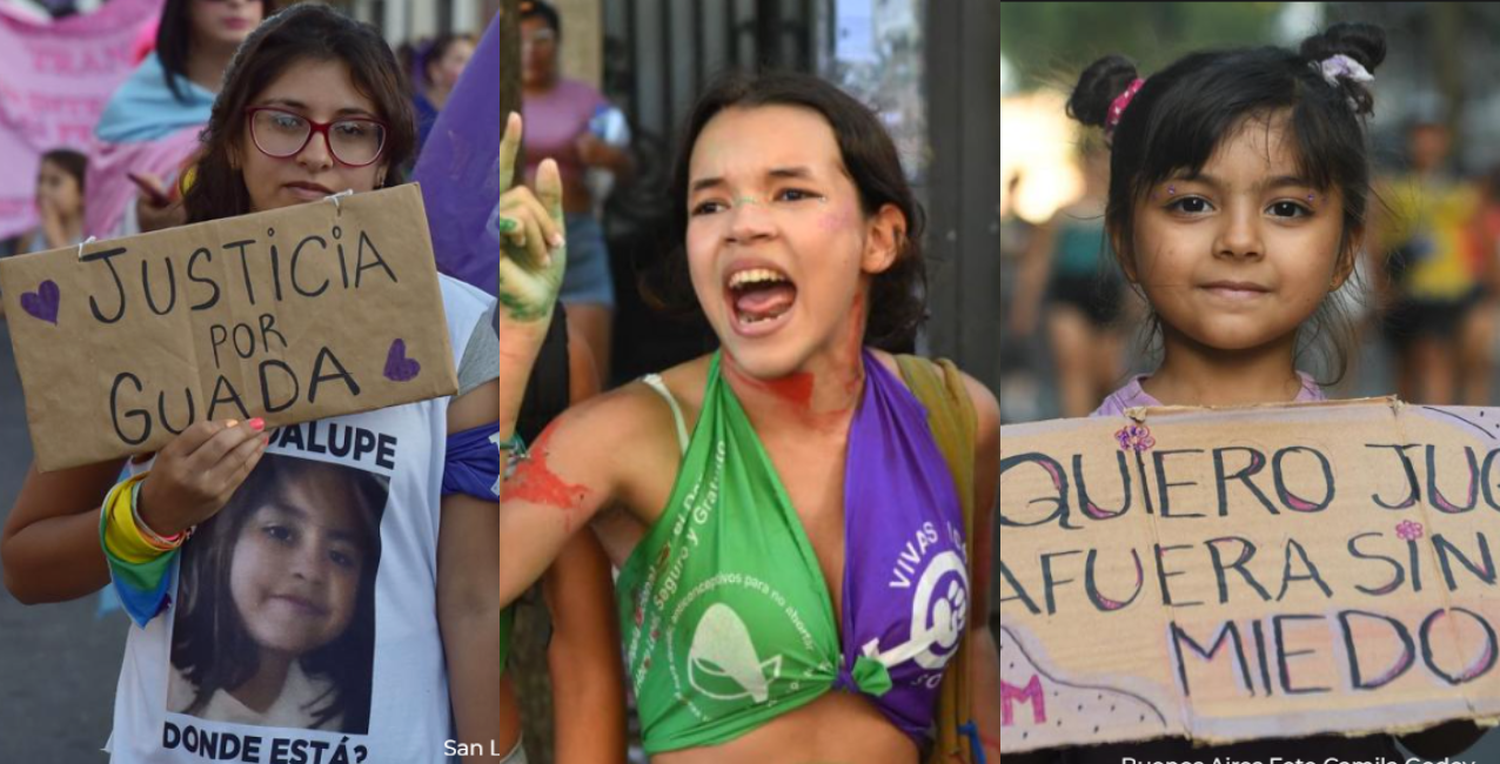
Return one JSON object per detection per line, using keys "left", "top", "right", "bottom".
{"left": 498, "top": 291, "right": 551, "bottom": 323}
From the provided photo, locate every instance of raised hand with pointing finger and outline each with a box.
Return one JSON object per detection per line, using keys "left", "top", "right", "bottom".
{"left": 495, "top": 112, "right": 567, "bottom": 325}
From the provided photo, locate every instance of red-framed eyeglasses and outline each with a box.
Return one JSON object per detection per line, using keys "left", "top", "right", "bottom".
{"left": 245, "top": 107, "right": 388, "bottom": 167}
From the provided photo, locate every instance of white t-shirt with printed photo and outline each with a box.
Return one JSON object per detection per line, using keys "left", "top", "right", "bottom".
{"left": 104, "top": 275, "right": 497, "bottom": 764}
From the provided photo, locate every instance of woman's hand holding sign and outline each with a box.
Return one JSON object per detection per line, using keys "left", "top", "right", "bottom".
{"left": 495, "top": 112, "right": 567, "bottom": 326}
{"left": 137, "top": 419, "right": 269, "bottom": 537}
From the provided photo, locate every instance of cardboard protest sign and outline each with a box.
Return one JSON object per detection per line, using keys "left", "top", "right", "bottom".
{"left": 0, "top": 184, "right": 457, "bottom": 471}
{"left": 999, "top": 399, "right": 1500, "bottom": 753}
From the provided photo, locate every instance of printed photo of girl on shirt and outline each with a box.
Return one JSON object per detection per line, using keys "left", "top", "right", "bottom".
{"left": 166, "top": 454, "right": 389, "bottom": 734}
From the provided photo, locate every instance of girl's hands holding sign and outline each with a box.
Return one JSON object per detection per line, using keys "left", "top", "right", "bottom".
{"left": 495, "top": 112, "right": 567, "bottom": 326}
{"left": 137, "top": 418, "right": 270, "bottom": 537}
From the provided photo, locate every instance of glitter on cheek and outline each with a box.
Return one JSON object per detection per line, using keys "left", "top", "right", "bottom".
{"left": 817, "top": 209, "right": 855, "bottom": 232}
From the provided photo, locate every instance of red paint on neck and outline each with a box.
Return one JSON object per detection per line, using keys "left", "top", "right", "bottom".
{"left": 761, "top": 372, "right": 816, "bottom": 408}
{"left": 722, "top": 353, "right": 814, "bottom": 408}
{"left": 844, "top": 291, "right": 867, "bottom": 396}
{"left": 502, "top": 427, "right": 590, "bottom": 524}
{"left": 719, "top": 290, "right": 871, "bottom": 428}
{"left": 722, "top": 356, "right": 863, "bottom": 435}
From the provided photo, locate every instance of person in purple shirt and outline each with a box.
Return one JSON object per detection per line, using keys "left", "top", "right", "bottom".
{"left": 520, "top": 0, "right": 634, "bottom": 386}
{"left": 1003, "top": 19, "right": 1487, "bottom": 764}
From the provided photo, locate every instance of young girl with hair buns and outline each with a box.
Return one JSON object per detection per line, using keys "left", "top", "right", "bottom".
{"left": 1010, "top": 21, "right": 1489, "bottom": 764}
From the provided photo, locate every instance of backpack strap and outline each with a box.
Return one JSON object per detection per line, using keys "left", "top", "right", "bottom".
{"left": 896, "top": 355, "right": 979, "bottom": 764}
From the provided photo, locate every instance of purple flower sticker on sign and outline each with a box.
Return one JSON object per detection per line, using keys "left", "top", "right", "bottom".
{"left": 384, "top": 339, "right": 421, "bottom": 382}
{"left": 1115, "top": 424, "right": 1156, "bottom": 452}
{"left": 1396, "top": 520, "right": 1424, "bottom": 542}
{"left": 20, "top": 280, "right": 60, "bottom": 325}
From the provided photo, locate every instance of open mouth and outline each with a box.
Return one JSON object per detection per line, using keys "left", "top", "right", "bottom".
{"left": 726, "top": 266, "right": 798, "bottom": 332}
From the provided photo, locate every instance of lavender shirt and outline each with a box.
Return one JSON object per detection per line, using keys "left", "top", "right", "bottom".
{"left": 521, "top": 78, "right": 608, "bottom": 189}
{"left": 1091, "top": 371, "right": 1325, "bottom": 417}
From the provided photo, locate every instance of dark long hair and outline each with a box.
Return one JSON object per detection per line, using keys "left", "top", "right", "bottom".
{"left": 156, "top": 0, "right": 280, "bottom": 103}
{"left": 646, "top": 70, "right": 928, "bottom": 351}
{"left": 1069, "top": 22, "right": 1386, "bottom": 384}
{"left": 183, "top": 3, "right": 416, "bottom": 224}
{"left": 171, "top": 455, "right": 388, "bottom": 733}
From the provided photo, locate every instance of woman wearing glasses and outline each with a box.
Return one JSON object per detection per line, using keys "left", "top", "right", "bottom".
{"left": 0, "top": 6, "right": 577, "bottom": 762}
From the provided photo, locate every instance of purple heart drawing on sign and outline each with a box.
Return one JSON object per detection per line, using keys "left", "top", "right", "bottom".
{"left": 384, "top": 339, "right": 421, "bottom": 382}
{"left": 20, "top": 280, "right": 60, "bottom": 325}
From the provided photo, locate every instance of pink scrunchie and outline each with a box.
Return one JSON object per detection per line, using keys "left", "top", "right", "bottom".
{"left": 1105, "top": 78, "right": 1145, "bottom": 135}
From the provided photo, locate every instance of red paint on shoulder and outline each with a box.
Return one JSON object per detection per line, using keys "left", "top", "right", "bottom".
{"left": 502, "top": 427, "right": 591, "bottom": 520}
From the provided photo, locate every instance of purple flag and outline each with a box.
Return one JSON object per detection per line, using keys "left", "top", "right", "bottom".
{"left": 413, "top": 13, "right": 502, "bottom": 295}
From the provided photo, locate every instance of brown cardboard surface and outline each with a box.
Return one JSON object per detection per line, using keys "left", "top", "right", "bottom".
{"left": 0, "top": 184, "right": 457, "bottom": 471}
{"left": 999, "top": 399, "right": 1500, "bottom": 752}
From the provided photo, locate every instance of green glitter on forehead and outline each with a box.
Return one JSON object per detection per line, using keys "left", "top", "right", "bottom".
{"left": 726, "top": 194, "right": 829, "bottom": 207}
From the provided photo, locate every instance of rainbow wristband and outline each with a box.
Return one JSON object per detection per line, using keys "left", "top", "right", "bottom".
{"left": 102, "top": 472, "right": 187, "bottom": 564}
{"left": 99, "top": 473, "right": 181, "bottom": 628}
{"left": 103, "top": 473, "right": 164, "bottom": 564}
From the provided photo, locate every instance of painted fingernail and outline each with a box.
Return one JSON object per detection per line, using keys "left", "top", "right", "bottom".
{"left": 226, "top": 419, "right": 240, "bottom": 428}
{"left": 249, "top": 418, "right": 265, "bottom": 431}
{"left": 549, "top": 233, "right": 566, "bottom": 249}
{"left": 496, "top": 216, "right": 518, "bottom": 233}
{"left": 262, "top": 434, "right": 270, "bottom": 446}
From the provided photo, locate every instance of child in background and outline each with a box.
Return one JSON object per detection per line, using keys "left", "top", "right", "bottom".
{"left": 7, "top": 149, "right": 88, "bottom": 256}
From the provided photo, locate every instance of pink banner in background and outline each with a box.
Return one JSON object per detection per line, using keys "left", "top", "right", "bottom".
{"left": 0, "top": 0, "right": 162, "bottom": 240}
